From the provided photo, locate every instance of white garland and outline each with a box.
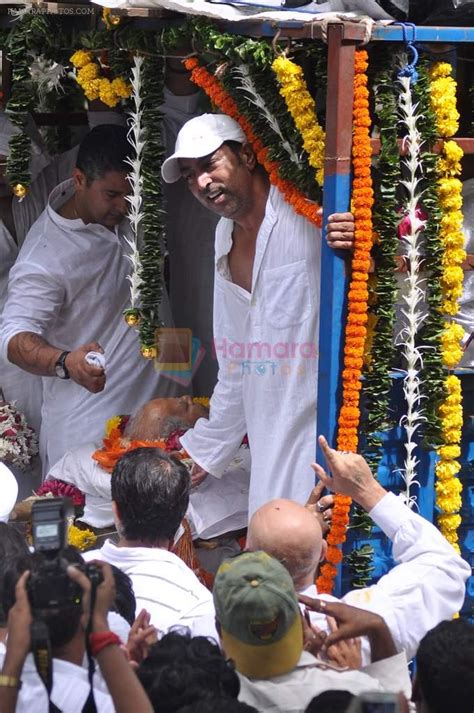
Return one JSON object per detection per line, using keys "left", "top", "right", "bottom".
{"left": 0, "top": 400, "right": 38, "bottom": 468}
{"left": 124, "top": 55, "right": 145, "bottom": 311}
{"left": 232, "top": 64, "right": 300, "bottom": 166}
{"left": 396, "top": 73, "right": 427, "bottom": 509}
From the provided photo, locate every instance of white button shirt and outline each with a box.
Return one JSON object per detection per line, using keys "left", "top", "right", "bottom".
{"left": 181, "top": 185, "right": 321, "bottom": 516}
{"left": 0, "top": 179, "right": 172, "bottom": 471}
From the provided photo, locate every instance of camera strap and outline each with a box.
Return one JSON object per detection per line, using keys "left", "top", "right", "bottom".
{"left": 30, "top": 618, "right": 61, "bottom": 713}
{"left": 81, "top": 577, "right": 99, "bottom": 713}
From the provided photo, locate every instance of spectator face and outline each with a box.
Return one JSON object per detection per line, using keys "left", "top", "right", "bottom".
{"left": 74, "top": 168, "right": 130, "bottom": 229}
{"left": 178, "top": 144, "right": 255, "bottom": 221}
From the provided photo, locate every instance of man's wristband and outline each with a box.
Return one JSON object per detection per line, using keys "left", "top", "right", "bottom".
{"left": 0, "top": 675, "right": 22, "bottom": 689}
{"left": 89, "top": 631, "right": 121, "bottom": 657}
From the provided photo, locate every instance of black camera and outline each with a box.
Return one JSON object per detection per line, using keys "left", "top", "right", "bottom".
{"left": 28, "top": 497, "right": 102, "bottom": 611}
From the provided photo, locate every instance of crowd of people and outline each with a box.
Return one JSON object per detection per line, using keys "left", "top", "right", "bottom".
{"left": 0, "top": 52, "right": 473, "bottom": 713}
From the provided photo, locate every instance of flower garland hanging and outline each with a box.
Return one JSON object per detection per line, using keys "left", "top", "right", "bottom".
{"left": 70, "top": 49, "right": 131, "bottom": 108}
{"left": 395, "top": 58, "right": 429, "bottom": 510}
{"left": 317, "top": 49, "right": 373, "bottom": 594}
{"left": 184, "top": 57, "right": 322, "bottom": 228}
{"left": 350, "top": 61, "right": 401, "bottom": 589}
{"left": 429, "top": 61, "right": 465, "bottom": 551}
{"left": 271, "top": 55, "right": 325, "bottom": 188}
{"left": 137, "top": 56, "right": 166, "bottom": 358}
{"left": 123, "top": 54, "right": 145, "bottom": 330}
{"left": 0, "top": 400, "right": 39, "bottom": 468}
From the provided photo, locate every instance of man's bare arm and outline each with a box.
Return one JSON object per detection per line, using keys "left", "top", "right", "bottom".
{"left": 7, "top": 332, "right": 106, "bottom": 393}
{"left": 8, "top": 332, "right": 61, "bottom": 376}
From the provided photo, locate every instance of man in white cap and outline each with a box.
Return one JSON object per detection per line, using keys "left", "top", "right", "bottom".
{"left": 161, "top": 114, "right": 354, "bottom": 516}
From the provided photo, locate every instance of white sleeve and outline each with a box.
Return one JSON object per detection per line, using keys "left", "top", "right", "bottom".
{"left": 0, "top": 258, "right": 65, "bottom": 361}
{"left": 180, "top": 352, "right": 247, "bottom": 478}
{"left": 362, "top": 651, "right": 412, "bottom": 697}
{"left": 342, "top": 492, "right": 470, "bottom": 660}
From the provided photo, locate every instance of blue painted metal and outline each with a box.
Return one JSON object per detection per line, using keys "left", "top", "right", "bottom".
{"left": 372, "top": 24, "right": 474, "bottom": 43}
{"left": 316, "top": 173, "right": 351, "bottom": 465}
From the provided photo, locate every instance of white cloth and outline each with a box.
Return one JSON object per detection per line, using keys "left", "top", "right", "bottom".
{"left": 83, "top": 539, "right": 216, "bottom": 636}
{"left": 300, "top": 492, "right": 471, "bottom": 663}
{"left": 0, "top": 652, "right": 114, "bottom": 713}
{"left": 0, "top": 178, "right": 175, "bottom": 472}
{"left": 181, "top": 185, "right": 321, "bottom": 517}
{"left": 46, "top": 440, "right": 251, "bottom": 538}
{"left": 458, "top": 178, "right": 474, "bottom": 367}
{"left": 237, "top": 650, "right": 410, "bottom": 712}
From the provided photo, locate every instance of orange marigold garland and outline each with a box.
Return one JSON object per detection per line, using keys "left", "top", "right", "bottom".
{"left": 184, "top": 57, "right": 321, "bottom": 228}
{"left": 317, "top": 49, "right": 374, "bottom": 594}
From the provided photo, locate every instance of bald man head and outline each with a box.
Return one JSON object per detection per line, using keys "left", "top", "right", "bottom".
{"left": 247, "top": 499, "right": 327, "bottom": 591}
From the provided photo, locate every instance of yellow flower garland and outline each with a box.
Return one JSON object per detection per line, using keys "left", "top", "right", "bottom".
{"left": 430, "top": 61, "right": 465, "bottom": 552}
{"left": 272, "top": 56, "right": 325, "bottom": 187}
{"left": 70, "top": 50, "right": 131, "bottom": 108}
{"left": 68, "top": 524, "right": 97, "bottom": 552}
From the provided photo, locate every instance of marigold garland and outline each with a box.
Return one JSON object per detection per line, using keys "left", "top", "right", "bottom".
{"left": 317, "top": 49, "right": 373, "bottom": 595}
{"left": 68, "top": 524, "right": 97, "bottom": 552}
{"left": 430, "top": 62, "right": 465, "bottom": 552}
{"left": 271, "top": 56, "right": 325, "bottom": 187}
{"left": 70, "top": 49, "right": 131, "bottom": 107}
{"left": 184, "top": 57, "right": 321, "bottom": 228}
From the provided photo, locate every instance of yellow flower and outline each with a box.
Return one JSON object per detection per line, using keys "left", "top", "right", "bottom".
{"left": 82, "top": 79, "right": 101, "bottom": 102}
{"left": 105, "top": 415, "right": 122, "bottom": 437}
{"left": 435, "top": 460, "right": 462, "bottom": 480}
{"left": 430, "top": 62, "right": 459, "bottom": 138}
{"left": 70, "top": 50, "right": 94, "bottom": 69}
{"left": 438, "top": 444, "right": 461, "bottom": 459}
{"left": 192, "top": 397, "right": 210, "bottom": 408}
{"left": 77, "top": 62, "right": 100, "bottom": 85}
{"left": 111, "top": 78, "right": 131, "bottom": 99}
{"left": 98, "top": 78, "right": 119, "bottom": 108}
{"left": 272, "top": 56, "right": 326, "bottom": 187}
{"left": 68, "top": 524, "right": 97, "bottom": 552}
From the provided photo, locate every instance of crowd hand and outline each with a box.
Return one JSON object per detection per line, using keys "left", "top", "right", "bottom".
{"left": 5, "top": 571, "right": 32, "bottom": 667}
{"left": 311, "top": 435, "right": 386, "bottom": 511}
{"left": 67, "top": 342, "right": 106, "bottom": 394}
{"left": 298, "top": 595, "right": 396, "bottom": 662}
{"left": 305, "top": 482, "right": 335, "bottom": 535}
{"left": 324, "top": 211, "right": 355, "bottom": 250}
{"left": 325, "top": 615, "right": 362, "bottom": 670}
{"left": 191, "top": 461, "right": 208, "bottom": 488}
{"left": 301, "top": 608, "right": 327, "bottom": 656}
{"left": 67, "top": 560, "right": 116, "bottom": 633}
{"left": 125, "top": 609, "right": 158, "bottom": 667}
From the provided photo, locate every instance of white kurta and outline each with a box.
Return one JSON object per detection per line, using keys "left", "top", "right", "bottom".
{"left": 181, "top": 185, "right": 321, "bottom": 516}
{"left": 0, "top": 179, "right": 172, "bottom": 471}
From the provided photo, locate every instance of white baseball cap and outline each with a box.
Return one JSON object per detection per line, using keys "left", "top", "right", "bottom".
{"left": 161, "top": 113, "right": 246, "bottom": 184}
{"left": 0, "top": 462, "right": 18, "bottom": 523}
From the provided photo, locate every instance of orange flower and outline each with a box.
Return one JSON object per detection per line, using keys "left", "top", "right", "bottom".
{"left": 317, "top": 48, "right": 373, "bottom": 595}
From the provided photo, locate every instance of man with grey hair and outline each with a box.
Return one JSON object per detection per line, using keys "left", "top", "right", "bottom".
{"left": 161, "top": 113, "right": 355, "bottom": 517}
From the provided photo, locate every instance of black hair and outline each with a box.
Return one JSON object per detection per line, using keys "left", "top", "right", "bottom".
{"left": 2, "top": 546, "right": 84, "bottom": 650}
{"left": 111, "top": 447, "right": 190, "bottom": 543}
{"left": 416, "top": 618, "right": 474, "bottom": 713}
{"left": 76, "top": 125, "right": 133, "bottom": 182}
{"left": 137, "top": 631, "right": 240, "bottom": 713}
{"left": 0, "top": 523, "right": 29, "bottom": 625}
{"left": 109, "top": 564, "right": 136, "bottom": 626}
{"left": 304, "top": 690, "right": 354, "bottom": 713}
{"left": 176, "top": 697, "right": 257, "bottom": 713}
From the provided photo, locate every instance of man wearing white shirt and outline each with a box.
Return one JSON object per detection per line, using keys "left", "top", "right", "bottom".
{"left": 247, "top": 436, "right": 471, "bottom": 664}
{"left": 0, "top": 125, "right": 176, "bottom": 472}
{"left": 83, "top": 447, "right": 215, "bottom": 636}
{"left": 161, "top": 114, "right": 355, "bottom": 517}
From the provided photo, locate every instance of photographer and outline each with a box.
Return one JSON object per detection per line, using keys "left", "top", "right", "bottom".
{"left": 0, "top": 556, "right": 152, "bottom": 713}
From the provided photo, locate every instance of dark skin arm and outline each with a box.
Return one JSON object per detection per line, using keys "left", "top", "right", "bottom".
{"left": 8, "top": 332, "right": 106, "bottom": 393}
